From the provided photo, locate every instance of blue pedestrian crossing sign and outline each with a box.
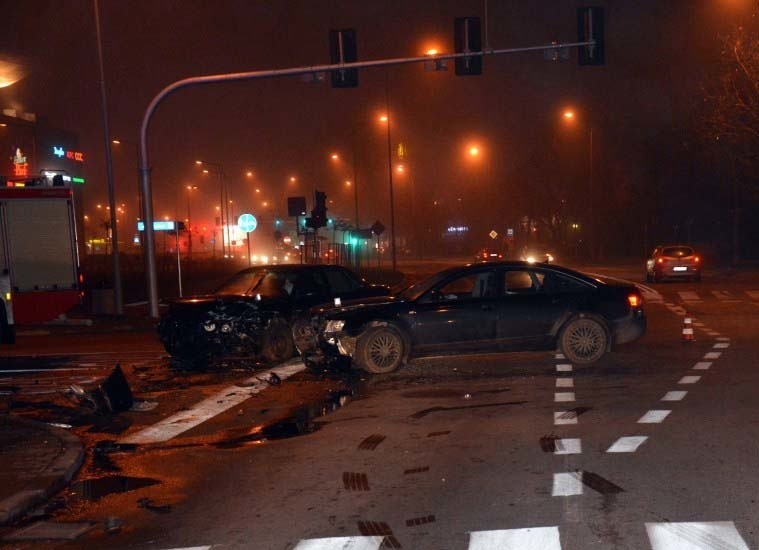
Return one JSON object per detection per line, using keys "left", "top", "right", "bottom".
{"left": 238, "top": 213, "right": 257, "bottom": 233}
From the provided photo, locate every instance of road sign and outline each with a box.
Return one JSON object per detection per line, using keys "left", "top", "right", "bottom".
{"left": 137, "top": 220, "right": 184, "bottom": 231}
{"left": 371, "top": 220, "right": 386, "bottom": 236}
{"left": 507, "top": 228, "right": 514, "bottom": 237}
{"left": 489, "top": 230, "right": 498, "bottom": 239}
{"left": 238, "top": 213, "right": 257, "bottom": 233}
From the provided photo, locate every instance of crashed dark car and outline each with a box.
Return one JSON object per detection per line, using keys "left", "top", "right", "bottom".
{"left": 294, "top": 261, "right": 646, "bottom": 374}
{"left": 158, "top": 264, "right": 390, "bottom": 368}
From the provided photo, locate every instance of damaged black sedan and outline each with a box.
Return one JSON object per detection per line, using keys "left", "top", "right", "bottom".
{"left": 294, "top": 262, "right": 646, "bottom": 374}
{"left": 158, "top": 264, "right": 389, "bottom": 368}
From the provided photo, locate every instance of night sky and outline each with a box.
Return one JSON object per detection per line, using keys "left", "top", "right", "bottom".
{"left": 0, "top": 0, "right": 751, "bottom": 255}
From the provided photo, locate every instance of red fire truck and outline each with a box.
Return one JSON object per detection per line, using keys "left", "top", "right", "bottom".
{"left": 0, "top": 176, "right": 82, "bottom": 343}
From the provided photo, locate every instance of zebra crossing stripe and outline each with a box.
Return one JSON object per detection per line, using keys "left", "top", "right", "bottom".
{"left": 638, "top": 410, "right": 671, "bottom": 424}
{"left": 554, "top": 411, "right": 578, "bottom": 425}
{"left": 554, "top": 438, "right": 581, "bottom": 455}
{"left": 677, "top": 291, "right": 701, "bottom": 302}
{"left": 293, "top": 536, "right": 384, "bottom": 550}
{"left": 645, "top": 521, "right": 749, "bottom": 550}
{"left": 556, "top": 364, "right": 572, "bottom": 372}
{"left": 468, "top": 527, "right": 561, "bottom": 549}
{"left": 662, "top": 391, "right": 687, "bottom": 401}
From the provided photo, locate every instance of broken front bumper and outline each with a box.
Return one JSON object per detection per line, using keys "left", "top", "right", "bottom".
{"left": 292, "top": 317, "right": 354, "bottom": 367}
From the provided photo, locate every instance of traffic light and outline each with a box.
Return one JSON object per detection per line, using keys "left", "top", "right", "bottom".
{"left": 577, "top": 7, "right": 605, "bottom": 65}
{"left": 329, "top": 29, "right": 358, "bottom": 88}
{"left": 454, "top": 17, "right": 482, "bottom": 75}
{"left": 311, "top": 190, "right": 328, "bottom": 228}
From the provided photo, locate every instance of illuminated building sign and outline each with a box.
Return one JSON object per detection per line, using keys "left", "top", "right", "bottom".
{"left": 446, "top": 225, "right": 469, "bottom": 233}
{"left": 138, "top": 220, "right": 181, "bottom": 231}
{"left": 52, "top": 146, "right": 84, "bottom": 162}
{"left": 12, "top": 147, "right": 28, "bottom": 176}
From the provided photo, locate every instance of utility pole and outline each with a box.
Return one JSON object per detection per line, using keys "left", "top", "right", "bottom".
{"left": 93, "top": 0, "right": 123, "bottom": 315}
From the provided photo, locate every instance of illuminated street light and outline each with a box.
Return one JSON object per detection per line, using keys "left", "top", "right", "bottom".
{"left": 289, "top": 176, "right": 296, "bottom": 182}
{"left": 345, "top": 180, "right": 352, "bottom": 186}
{"left": 468, "top": 146, "right": 480, "bottom": 157}
{"left": 396, "top": 164, "right": 405, "bottom": 174}
{"left": 379, "top": 114, "right": 388, "bottom": 123}
{"left": 195, "top": 160, "right": 202, "bottom": 165}
{"left": 563, "top": 109, "right": 575, "bottom": 120}
{"left": 111, "top": 139, "right": 121, "bottom": 145}
{"left": 246, "top": 171, "right": 253, "bottom": 177}
{"left": 255, "top": 188, "right": 261, "bottom": 193}
{"left": 426, "top": 48, "right": 439, "bottom": 55}
{"left": 330, "top": 153, "right": 339, "bottom": 160}
{"left": 202, "top": 169, "right": 209, "bottom": 174}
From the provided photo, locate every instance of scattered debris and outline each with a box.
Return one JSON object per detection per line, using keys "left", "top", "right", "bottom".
{"left": 67, "top": 365, "right": 133, "bottom": 414}
{"left": 130, "top": 400, "right": 158, "bottom": 412}
{"left": 255, "top": 372, "right": 282, "bottom": 386}
{"left": 136, "top": 497, "right": 172, "bottom": 514}
{"left": 104, "top": 516, "right": 122, "bottom": 534}
{"left": 47, "top": 422, "right": 73, "bottom": 429}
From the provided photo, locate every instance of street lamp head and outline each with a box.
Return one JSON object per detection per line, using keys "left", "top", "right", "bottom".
{"left": 379, "top": 114, "right": 388, "bottom": 123}
{"left": 255, "top": 188, "right": 261, "bottom": 193}
{"left": 289, "top": 176, "right": 296, "bottom": 182}
{"left": 563, "top": 110, "right": 575, "bottom": 120}
{"left": 426, "top": 48, "right": 439, "bottom": 56}
{"left": 330, "top": 153, "right": 339, "bottom": 160}
{"left": 396, "top": 164, "right": 405, "bottom": 174}
{"left": 195, "top": 160, "right": 203, "bottom": 165}
{"left": 202, "top": 169, "right": 209, "bottom": 174}
{"left": 468, "top": 146, "right": 480, "bottom": 157}
{"left": 112, "top": 139, "right": 121, "bottom": 145}
{"left": 246, "top": 171, "right": 253, "bottom": 177}
{"left": 345, "top": 180, "right": 352, "bottom": 186}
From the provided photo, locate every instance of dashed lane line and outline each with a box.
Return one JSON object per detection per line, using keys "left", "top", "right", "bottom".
{"left": 662, "top": 391, "right": 687, "bottom": 401}
{"left": 119, "top": 359, "right": 306, "bottom": 445}
{"left": 554, "top": 392, "right": 575, "bottom": 403}
{"left": 554, "top": 438, "right": 581, "bottom": 455}
{"left": 555, "top": 378, "right": 574, "bottom": 388}
{"left": 678, "top": 376, "right": 701, "bottom": 384}
{"left": 704, "top": 351, "right": 722, "bottom": 360}
{"left": 714, "top": 342, "right": 730, "bottom": 349}
{"left": 638, "top": 410, "right": 671, "bottom": 424}
{"left": 552, "top": 472, "right": 583, "bottom": 496}
{"left": 692, "top": 362, "right": 711, "bottom": 370}
{"left": 607, "top": 436, "right": 648, "bottom": 453}
{"left": 556, "top": 364, "right": 572, "bottom": 372}
{"left": 554, "top": 411, "right": 578, "bottom": 425}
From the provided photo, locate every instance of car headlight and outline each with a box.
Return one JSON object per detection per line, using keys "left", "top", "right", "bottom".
{"left": 546, "top": 254, "right": 554, "bottom": 262}
{"left": 526, "top": 256, "right": 536, "bottom": 264}
{"left": 203, "top": 321, "right": 216, "bottom": 332}
{"left": 325, "top": 320, "right": 345, "bottom": 333}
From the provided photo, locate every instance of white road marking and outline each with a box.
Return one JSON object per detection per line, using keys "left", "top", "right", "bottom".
{"left": 554, "top": 392, "right": 575, "bottom": 402}
{"left": 555, "top": 353, "right": 566, "bottom": 360}
{"left": 692, "top": 322, "right": 705, "bottom": 327}
{"left": 746, "top": 290, "right": 759, "bottom": 300}
{"left": 294, "top": 537, "right": 384, "bottom": 550}
{"left": 678, "top": 291, "right": 701, "bottom": 302}
{"left": 645, "top": 521, "right": 749, "bottom": 550}
{"left": 662, "top": 391, "right": 687, "bottom": 401}
{"left": 712, "top": 290, "right": 741, "bottom": 302}
{"left": 552, "top": 472, "right": 582, "bottom": 496}
{"left": 119, "top": 360, "right": 306, "bottom": 444}
{"left": 554, "top": 411, "right": 578, "bottom": 425}
{"left": 706, "top": 331, "right": 721, "bottom": 337}
{"left": 704, "top": 352, "right": 722, "bottom": 359}
{"left": 158, "top": 547, "right": 213, "bottom": 550}
{"left": 554, "top": 438, "right": 581, "bottom": 455}
{"left": 607, "top": 436, "right": 648, "bottom": 453}
{"left": 556, "top": 364, "right": 572, "bottom": 372}
{"left": 0, "top": 367, "right": 97, "bottom": 374}
{"left": 468, "top": 527, "right": 561, "bottom": 549}
{"left": 638, "top": 410, "right": 671, "bottom": 424}
{"left": 555, "top": 378, "right": 574, "bottom": 388}
{"left": 692, "top": 362, "right": 712, "bottom": 370}
{"left": 716, "top": 337, "right": 731, "bottom": 341}
{"left": 714, "top": 342, "right": 730, "bottom": 349}
{"left": 77, "top": 363, "right": 98, "bottom": 367}
{"left": 679, "top": 376, "right": 701, "bottom": 384}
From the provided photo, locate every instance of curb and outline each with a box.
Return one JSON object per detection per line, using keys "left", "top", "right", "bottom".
{"left": 0, "top": 418, "right": 84, "bottom": 525}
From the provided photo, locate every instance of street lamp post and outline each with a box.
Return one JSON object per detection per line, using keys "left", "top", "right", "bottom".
{"left": 186, "top": 185, "right": 197, "bottom": 260}
{"left": 562, "top": 109, "right": 595, "bottom": 259}
{"left": 196, "top": 160, "right": 225, "bottom": 258}
{"left": 380, "top": 110, "right": 397, "bottom": 270}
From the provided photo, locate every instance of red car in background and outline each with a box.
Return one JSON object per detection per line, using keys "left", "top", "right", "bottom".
{"left": 646, "top": 245, "right": 702, "bottom": 283}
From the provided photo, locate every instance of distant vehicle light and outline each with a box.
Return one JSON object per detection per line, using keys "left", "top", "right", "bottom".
{"left": 526, "top": 256, "right": 536, "bottom": 264}
{"left": 657, "top": 258, "right": 664, "bottom": 264}
{"left": 694, "top": 256, "right": 700, "bottom": 263}
{"left": 261, "top": 255, "right": 269, "bottom": 264}
{"left": 4, "top": 292, "right": 10, "bottom": 301}
{"left": 547, "top": 254, "right": 554, "bottom": 262}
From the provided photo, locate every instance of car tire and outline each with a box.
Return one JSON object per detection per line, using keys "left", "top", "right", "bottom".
{"left": 261, "top": 317, "right": 295, "bottom": 363}
{"left": 559, "top": 315, "right": 608, "bottom": 365}
{"left": 354, "top": 325, "right": 405, "bottom": 374}
{"left": 0, "top": 307, "right": 14, "bottom": 344}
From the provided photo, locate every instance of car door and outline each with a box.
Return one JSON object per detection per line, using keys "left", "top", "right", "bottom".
{"left": 411, "top": 268, "right": 500, "bottom": 354}
{"left": 495, "top": 268, "right": 570, "bottom": 350}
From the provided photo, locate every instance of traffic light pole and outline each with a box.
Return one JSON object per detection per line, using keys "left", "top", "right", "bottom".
{"left": 138, "top": 39, "right": 595, "bottom": 318}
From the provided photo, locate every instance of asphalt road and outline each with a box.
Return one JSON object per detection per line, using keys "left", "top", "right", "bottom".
{"left": 3, "top": 265, "right": 759, "bottom": 549}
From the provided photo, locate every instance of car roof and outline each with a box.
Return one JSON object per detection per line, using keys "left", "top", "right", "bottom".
{"left": 234, "top": 264, "right": 337, "bottom": 274}
{"left": 461, "top": 261, "right": 599, "bottom": 283}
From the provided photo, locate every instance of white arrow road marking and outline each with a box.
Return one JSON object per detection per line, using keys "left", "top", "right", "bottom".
{"left": 119, "top": 360, "right": 305, "bottom": 444}
{"left": 294, "top": 537, "right": 384, "bottom": 550}
{"left": 468, "top": 527, "right": 561, "bottom": 549}
{"left": 645, "top": 521, "right": 749, "bottom": 550}
{"left": 638, "top": 410, "right": 671, "bottom": 424}
{"left": 607, "top": 436, "right": 648, "bottom": 453}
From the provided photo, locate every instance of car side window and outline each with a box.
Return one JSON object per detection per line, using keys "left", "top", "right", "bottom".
{"left": 324, "top": 267, "right": 361, "bottom": 295}
{"left": 539, "top": 271, "right": 588, "bottom": 293}
{"left": 433, "top": 270, "right": 498, "bottom": 301}
{"left": 293, "top": 271, "right": 329, "bottom": 298}
{"left": 503, "top": 270, "right": 541, "bottom": 294}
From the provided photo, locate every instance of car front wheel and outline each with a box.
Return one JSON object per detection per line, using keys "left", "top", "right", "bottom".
{"left": 261, "top": 317, "right": 295, "bottom": 363}
{"left": 355, "top": 325, "right": 405, "bottom": 374}
{"left": 559, "top": 316, "right": 608, "bottom": 365}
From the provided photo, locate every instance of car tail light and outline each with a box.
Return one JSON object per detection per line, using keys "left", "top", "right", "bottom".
{"left": 694, "top": 256, "right": 700, "bottom": 263}
{"left": 628, "top": 294, "right": 641, "bottom": 308}
{"left": 656, "top": 258, "right": 664, "bottom": 264}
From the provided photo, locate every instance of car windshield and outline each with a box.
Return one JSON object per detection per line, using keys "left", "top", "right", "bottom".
{"left": 214, "top": 269, "right": 267, "bottom": 295}
{"left": 661, "top": 246, "right": 694, "bottom": 257}
{"left": 399, "top": 267, "right": 460, "bottom": 302}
